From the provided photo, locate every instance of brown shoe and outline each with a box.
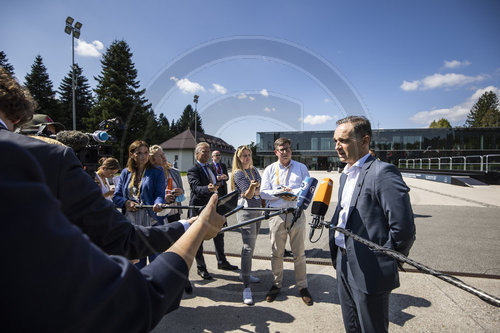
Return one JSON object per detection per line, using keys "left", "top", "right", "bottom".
{"left": 300, "top": 288, "right": 313, "bottom": 306}
{"left": 265, "top": 285, "right": 280, "bottom": 302}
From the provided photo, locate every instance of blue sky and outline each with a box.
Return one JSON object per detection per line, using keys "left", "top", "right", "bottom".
{"left": 2, "top": 0, "right": 499, "bottom": 147}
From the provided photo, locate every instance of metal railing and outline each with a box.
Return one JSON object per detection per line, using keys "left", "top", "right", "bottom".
{"left": 398, "top": 154, "right": 500, "bottom": 172}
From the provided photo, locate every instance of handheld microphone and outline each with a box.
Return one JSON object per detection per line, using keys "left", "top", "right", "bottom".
{"left": 309, "top": 178, "right": 333, "bottom": 241}
{"left": 290, "top": 177, "right": 318, "bottom": 228}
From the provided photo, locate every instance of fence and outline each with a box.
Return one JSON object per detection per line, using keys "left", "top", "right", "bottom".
{"left": 398, "top": 154, "right": 500, "bottom": 172}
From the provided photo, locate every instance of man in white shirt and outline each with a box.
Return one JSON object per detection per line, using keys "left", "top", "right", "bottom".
{"left": 260, "top": 137, "right": 313, "bottom": 306}
{"left": 329, "top": 116, "right": 415, "bottom": 333}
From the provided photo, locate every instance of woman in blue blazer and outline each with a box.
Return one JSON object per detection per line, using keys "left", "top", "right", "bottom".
{"left": 113, "top": 140, "right": 166, "bottom": 268}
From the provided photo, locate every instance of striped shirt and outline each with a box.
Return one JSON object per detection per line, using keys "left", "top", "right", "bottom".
{"left": 233, "top": 168, "right": 262, "bottom": 207}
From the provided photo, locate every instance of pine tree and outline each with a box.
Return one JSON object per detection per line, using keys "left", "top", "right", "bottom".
{"left": 0, "top": 51, "right": 15, "bottom": 76}
{"left": 87, "top": 40, "right": 158, "bottom": 162}
{"left": 465, "top": 91, "right": 499, "bottom": 127}
{"left": 58, "top": 64, "right": 94, "bottom": 130}
{"left": 177, "top": 104, "right": 204, "bottom": 133}
{"left": 24, "top": 55, "right": 61, "bottom": 122}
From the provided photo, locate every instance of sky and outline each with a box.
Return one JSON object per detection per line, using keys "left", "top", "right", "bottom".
{"left": 2, "top": 0, "right": 499, "bottom": 147}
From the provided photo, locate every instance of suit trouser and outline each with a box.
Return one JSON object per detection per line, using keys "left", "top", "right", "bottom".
{"left": 195, "top": 233, "right": 226, "bottom": 269}
{"left": 336, "top": 250, "right": 390, "bottom": 333}
{"left": 269, "top": 212, "right": 307, "bottom": 289}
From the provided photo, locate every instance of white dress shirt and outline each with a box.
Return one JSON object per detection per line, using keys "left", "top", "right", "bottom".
{"left": 260, "top": 160, "right": 310, "bottom": 208}
{"left": 335, "top": 153, "right": 371, "bottom": 249}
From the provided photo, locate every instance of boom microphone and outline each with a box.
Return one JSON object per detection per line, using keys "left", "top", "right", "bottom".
{"left": 55, "top": 130, "right": 90, "bottom": 151}
{"left": 309, "top": 178, "right": 333, "bottom": 241}
{"left": 290, "top": 177, "right": 318, "bottom": 228}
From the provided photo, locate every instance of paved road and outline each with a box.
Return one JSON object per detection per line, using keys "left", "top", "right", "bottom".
{"left": 150, "top": 170, "right": 500, "bottom": 332}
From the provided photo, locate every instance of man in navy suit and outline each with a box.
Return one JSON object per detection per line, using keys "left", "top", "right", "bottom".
{"left": 329, "top": 116, "right": 416, "bottom": 333}
{"left": 188, "top": 142, "right": 237, "bottom": 281}
{"left": 0, "top": 66, "right": 187, "bottom": 260}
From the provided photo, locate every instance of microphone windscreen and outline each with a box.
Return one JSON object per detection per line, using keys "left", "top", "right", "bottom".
{"left": 56, "top": 130, "right": 89, "bottom": 151}
{"left": 311, "top": 178, "right": 333, "bottom": 217}
{"left": 295, "top": 177, "right": 318, "bottom": 211}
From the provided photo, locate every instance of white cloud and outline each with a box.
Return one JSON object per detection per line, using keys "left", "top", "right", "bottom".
{"left": 249, "top": 96, "right": 255, "bottom": 101}
{"left": 75, "top": 40, "right": 104, "bottom": 57}
{"left": 323, "top": 98, "right": 331, "bottom": 103}
{"left": 444, "top": 60, "right": 471, "bottom": 69}
{"left": 263, "top": 107, "right": 276, "bottom": 112}
{"left": 169, "top": 76, "right": 205, "bottom": 94}
{"left": 210, "top": 83, "right": 227, "bottom": 94}
{"left": 401, "top": 73, "right": 484, "bottom": 91}
{"left": 409, "top": 85, "right": 500, "bottom": 125}
{"left": 260, "top": 89, "right": 269, "bottom": 97}
{"left": 237, "top": 93, "right": 247, "bottom": 99}
{"left": 303, "top": 114, "right": 334, "bottom": 125}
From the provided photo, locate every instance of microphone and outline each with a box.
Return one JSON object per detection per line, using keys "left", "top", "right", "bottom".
{"left": 290, "top": 177, "right": 318, "bottom": 228}
{"left": 309, "top": 178, "right": 333, "bottom": 241}
{"left": 56, "top": 130, "right": 90, "bottom": 151}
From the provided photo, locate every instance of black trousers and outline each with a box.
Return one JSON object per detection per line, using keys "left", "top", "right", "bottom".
{"left": 336, "top": 250, "right": 390, "bottom": 333}
{"left": 195, "top": 234, "right": 226, "bottom": 269}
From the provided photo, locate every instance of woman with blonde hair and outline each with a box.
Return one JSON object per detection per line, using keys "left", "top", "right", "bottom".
{"left": 149, "top": 145, "right": 185, "bottom": 222}
{"left": 113, "top": 140, "right": 165, "bottom": 268}
{"left": 95, "top": 157, "right": 120, "bottom": 201}
{"left": 231, "top": 145, "right": 262, "bottom": 305}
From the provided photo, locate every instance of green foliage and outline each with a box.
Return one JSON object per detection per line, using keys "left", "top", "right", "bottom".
{"left": 58, "top": 64, "right": 94, "bottom": 130}
{"left": 0, "top": 51, "right": 15, "bottom": 76}
{"left": 86, "top": 40, "right": 159, "bottom": 162}
{"left": 465, "top": 91, "right": 500, "bottom": 127}
{"left": 24, "top": 55, "right": 61, "bottom": 122}
{"left": 429, "top": 118, "right": 452, "bottom": 128}
{"left": 174, "top": 104, "right": 204, "bottom": 134}
{"left": 248, "top": 141, "right": 262, "bottom": 167}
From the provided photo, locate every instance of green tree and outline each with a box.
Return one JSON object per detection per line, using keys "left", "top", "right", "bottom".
{"left": 465, "top": 91, "right": 499, "bottom": 127}
{"left": 24, "top": 55, "right": 61, "bottom": 122}
{"left": 429, "top": 118, "right": 452, "bottom": 128}
{"left": 58, "top": 64, "right": 94, "bottom": 130}
{"left": 176, "top": 104, "right": 204, "bottom": 133}
{"left": 148, "top": 113, "right": 171, "bottom": 145}
{"left": 87, "top": 40, "right": 158, "bottom": 162}
{"left": 0, "top": 51, "right": 15, "bottom": 76}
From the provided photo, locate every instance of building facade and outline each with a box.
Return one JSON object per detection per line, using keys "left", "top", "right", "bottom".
{"left": 256, "top": 127, "right": 500, "bottom": 171}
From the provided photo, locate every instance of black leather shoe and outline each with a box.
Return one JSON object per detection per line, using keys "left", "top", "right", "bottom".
{"left": 184, "top": 281, "right": 193, "bottom": 294}
{"left": 265, "top": 285, "right": 280, "bottom": 302}
{"left": 218, "top": 261, "right": 238, "bottom": 271}
{"left": 299, "top": 288, "right": 313, "bottom": 306}
{"left": 197, "top": 268, "right": 213, "bottom": 280}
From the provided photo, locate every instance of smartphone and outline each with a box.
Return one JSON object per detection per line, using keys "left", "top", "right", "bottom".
{"left": 215, "top": 190, "right": 239, "bottom": 215}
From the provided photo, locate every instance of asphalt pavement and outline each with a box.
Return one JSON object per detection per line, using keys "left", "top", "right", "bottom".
{"left": 151, "top": 170, "right": 500, "bottom": 333}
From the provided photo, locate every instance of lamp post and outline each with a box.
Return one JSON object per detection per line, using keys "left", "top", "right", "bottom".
{"left": 64, "top": 16, "right": 82, "bottom": 130}
{"left": 193, "top": 95, "right": 199, "bottom": 142}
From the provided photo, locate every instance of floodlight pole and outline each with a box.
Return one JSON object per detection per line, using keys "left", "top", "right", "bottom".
{"left": 64, "top": 16, "right": 82, "bottom": 130}
{"left": 193, "top": 95, "right": 199, "bottom": 143}
{"left": 71, "top": 33, "right": 76, "bottom": 130}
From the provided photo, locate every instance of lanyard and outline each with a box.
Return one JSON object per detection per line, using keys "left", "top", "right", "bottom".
{"left": 242, "top": 167, "right": 255, "bottom": 181}
{"left": 129, "top": 169, "right": 146, "bottom": 200}
{"left": 276, "top": 162, "right": 291, "bottom": 187}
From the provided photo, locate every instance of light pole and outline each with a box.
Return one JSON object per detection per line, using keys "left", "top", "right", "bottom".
{"left": 193, "top": 95, "right": 199, "bottom": 142}
{"left": 64, "top": 16, "right": 82, "bottom": 130}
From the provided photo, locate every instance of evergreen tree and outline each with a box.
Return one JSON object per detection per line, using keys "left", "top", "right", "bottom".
{"left": 429, "top": 118, "right": 451, "bottom": 128}
{"left": 176, "top": 104, "right": 204, "bottom": 133}
{"left": 87, "top": 40, "right": 157, "bottom": 162}
{"left": 24, "top": 55, "right": 61, "bottom": 122}
{"left": 465, "top": 91, "right": 499, "bottom": 127}
{"left": 0, "top": 51, "right": 15, "bottom": 76}
{"left": 58, "top": 64, "right": 94, "bottom": 130}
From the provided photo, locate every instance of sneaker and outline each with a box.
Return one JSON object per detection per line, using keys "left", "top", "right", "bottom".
{"left": 243, "top": 287, "right": 254, "bottom": 305}
{"left": 239, "top": 274, "right": 260, "bottom": 283}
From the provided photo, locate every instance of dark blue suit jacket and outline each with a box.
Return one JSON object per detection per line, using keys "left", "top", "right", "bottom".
{"left": 0, "top": 138, "right": 187, "bottom": 332}
{"left": 187, "top": 162, "right": 217, "bottom": 216}
{"left": 0, "top": 126, "right": 185, "bottom": 259}
{"left": 329, "top": 155, "right": 416, "bottom": 294}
